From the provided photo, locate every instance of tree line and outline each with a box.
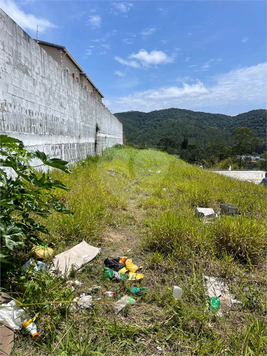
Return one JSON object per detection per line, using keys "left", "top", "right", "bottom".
{"left": 156, "top": 127, "right": 266, "bottom": 170}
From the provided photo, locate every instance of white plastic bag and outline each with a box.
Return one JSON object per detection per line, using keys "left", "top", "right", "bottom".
{"left": 0, "top": 300, "right": 26, "bottom": 330}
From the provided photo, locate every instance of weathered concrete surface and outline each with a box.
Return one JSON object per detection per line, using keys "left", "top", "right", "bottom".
{"left": 0, "top": 9, "right": 123, "bottom": 164}
{"left": 213, "top": 171, "right": 266, "bottom": 185}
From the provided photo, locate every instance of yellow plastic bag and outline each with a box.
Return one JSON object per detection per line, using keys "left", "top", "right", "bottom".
{"left": 30, "top": 245, "right": 54, "bottom": 260}
{"left": 125, "top": 259, "right": 139, "bottom": 273}
{"left": 127, "top": 272, "right": 144, "bottom": 280}
{"left": 118, "top": 267, "right": 128, "bottom": 274}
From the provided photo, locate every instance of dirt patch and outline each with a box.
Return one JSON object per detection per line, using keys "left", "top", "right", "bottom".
{"left": 103, "top": 231, "right": 126, "bottom": 243}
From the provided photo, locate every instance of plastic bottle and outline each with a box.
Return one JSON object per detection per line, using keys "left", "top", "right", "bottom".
{"left": 103, "top": 267, "right": 128, "bottom": 280}
{"left": 210, "top": 296, "right": 220, "bottom": 314}
{"left": 103, "top": 267, "right": 114, "bottom": 278}
{"left": 22, "top": 318, "right": 39, "bottom": 338}
{"left": 113, "top": 271, "right": 128, "bottom": 281}
{"left": 172, "top": 286, "right": 183, "bottom": 299}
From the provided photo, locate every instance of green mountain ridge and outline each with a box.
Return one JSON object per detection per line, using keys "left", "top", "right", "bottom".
{"left": 115, "top": 108, "right": 266, "bottom": 148}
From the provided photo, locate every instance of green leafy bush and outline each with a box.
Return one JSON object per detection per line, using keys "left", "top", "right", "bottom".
{"left": 0, "top": 135, "right": 72, "bottom": 265}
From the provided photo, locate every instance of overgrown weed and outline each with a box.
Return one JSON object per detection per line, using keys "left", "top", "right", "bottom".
{"left": 10, "top": 146, "right": 267, "bottom": 356}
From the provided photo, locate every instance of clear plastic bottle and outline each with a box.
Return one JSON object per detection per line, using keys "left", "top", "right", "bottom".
{"left": 22, "top": 318, "right": 39, "bottom": 338}
{"left": 172, "top": 286, "right": 183, "bottom": 299}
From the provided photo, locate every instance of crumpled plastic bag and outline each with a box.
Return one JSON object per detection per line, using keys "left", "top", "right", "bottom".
{"left": 30, "top": 245, "right": 54, "bottom": 260}
{"left": 0, "top": 300, "right": 26, "bottom": 330}
{"left": 125, "top": 259, "right": 139, "bottom": 273}
{"left": 21, "top": 258, "right": 47, "bottom": 273}
{"left": 104, "top": 258, "right": 125, "bottom": 272}
{"left": 127, "top": 272, "right": 144, "bottom": 280}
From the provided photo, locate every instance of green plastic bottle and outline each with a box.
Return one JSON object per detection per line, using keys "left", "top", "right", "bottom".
{"left": 103, "top": 267, "right": 128, "bottom": 280}
{"left": 210, "top": 296, "right": 220, "bottom": 314}
{"left": 103, "top": 267, "right": 114, "bottom": 278}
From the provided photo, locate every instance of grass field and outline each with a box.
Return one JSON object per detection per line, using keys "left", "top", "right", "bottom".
{"left": 6, "top": 146, "right": 267, "bottom": 356}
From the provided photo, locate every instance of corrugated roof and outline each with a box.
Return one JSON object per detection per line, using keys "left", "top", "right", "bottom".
{"left": 35, "top": 40, "right": 104, "bottom": 98}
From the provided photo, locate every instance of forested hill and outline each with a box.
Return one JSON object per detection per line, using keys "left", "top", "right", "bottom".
{"left": 114, "top": 108, "right": 266, "bottom": 147}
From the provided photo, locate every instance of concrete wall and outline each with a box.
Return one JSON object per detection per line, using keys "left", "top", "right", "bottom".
{"left": 0, "top": 9, "right": 123, "bottom": 164}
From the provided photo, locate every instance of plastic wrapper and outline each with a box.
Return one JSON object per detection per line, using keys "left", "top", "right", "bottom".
{"left": 127, "top": 272, "right": 144, "bottom": 280}
{"left": 30, "top": 245, "right": 54, "bottom": 260}
{"left": 113, "top": 296, "right": 135, "bottom": 314}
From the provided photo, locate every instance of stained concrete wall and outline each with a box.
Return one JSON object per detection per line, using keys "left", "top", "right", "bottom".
{"left": 0, "top": 9, "right": 123, "bottom": 164}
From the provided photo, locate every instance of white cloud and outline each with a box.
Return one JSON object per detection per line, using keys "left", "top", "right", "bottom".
{"left": 85, "top": 49, "right": 92, "bottom": 56}
{"left": 242, "top": 36, "right": 249, "bottom": 43}
{"left": 0, "top": 0, "right": 56, "bottom": 33}
{"left": 99, "top": 51, "right": 107, "bottom": 55}
{"left": 111, "top": 2, "right": 133, "bottom": 14}
{"left": 108, "top": 62, "right": 267, "bottom": 113}
{"left": 140, "top": 27, "right": 156, "bottom": 36}
{"left": 200, "top": 59, "right": 214, "bottom": 71}
{"left": 160, "top": 39, "right": 170, "bottom": 44}
{"left": 102, "top": 44, "right": 111, "bottom": 49}
{"left": 123, "top": 38, "right": 134, "bottom": 45}
{"left": 92, "top": 30, "right": 117, "bottom": 43}
{"left": 130, "top": 49, "right": 174, "bottom": 66}
{"left": 114, "top": 71, "right": 125, "bottom": 77}
{"left": 87, "top": 15, "right": 101, "bottom": 29}
{"left": 176, "top": 76, "right": 191, "bottom": 83}
{"left": 114, "top": 56, "right": 140, "bottom": 68}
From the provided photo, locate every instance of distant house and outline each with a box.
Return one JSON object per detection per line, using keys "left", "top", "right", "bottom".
{"left": 35, "top": 40, "right": 104, "bottom": 102}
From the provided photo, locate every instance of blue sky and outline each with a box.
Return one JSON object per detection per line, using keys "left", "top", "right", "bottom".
{"left": 1, "top": 0, "right": 266, "bottom": 115}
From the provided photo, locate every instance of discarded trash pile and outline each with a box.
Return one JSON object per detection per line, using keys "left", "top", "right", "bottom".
{"left": 0, "top": 241, "right": 243, "bottom": 355}
{"left": 103, "top": 256, "right": 144, "bottom": 280}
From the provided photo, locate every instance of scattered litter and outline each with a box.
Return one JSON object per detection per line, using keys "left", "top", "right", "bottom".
{"left": 21, "top": 258, "right": 47, "bottom": 273}
{"left": 210, "top": 296, "right": 221, "bottom": 314}
{"left": 127, "top": 272, "right": 144, "bottom": 280}
{"left": 230, "top": 299, "right": 243, "bottom": 306}
{"left": 77, "top": 294, "right": 93, "bottom": 309}
{"left": 172, "top": 286, "right": 183, "bottom": 299}
{"left": 50, "top": 241, "right": 101, "bottom": 275}
{"left": 103, "top": 267, "right": 128, "bottom": 280}
{"left": 195, "top": 207, "right": 215, "bottom": 220}
{"left": 73, "top": 280, "right": 83, "bottom": 286}
{"left": 113, "top": 296, "right": 135, "bottom": 314}
{"left": 30, "top": 244, "right": 54, "bottom": 260}
{"left": 204, "top": 276, "right": 241, "bottom": 314}
{"left": 156, "top": 346, "right": 163, "bottom": 351}
{"left": 102, "top": 291, "right": 114, "bottom": 297}
{"left": 220, "top": 203, "right": 239, "bottom": 215}
{"left": 103, "top": 257, "right": 144, "bottom": 281}
{"left": 131, "top": 287, "right": 148, "bottom": 295}
{"left": 88, "top": 286, "right": 101, "bottom": 293}
{"left": 22, "top": 318, "right": 38, "bottom": 338}
{"left": 0, "top": 300, "right": 30, "bottom": 331}
{"left": 125, "top": 259, "right": 139, "bottom": 273}
{"left": 104, "top": 257, "right": 125, "bottom": 272}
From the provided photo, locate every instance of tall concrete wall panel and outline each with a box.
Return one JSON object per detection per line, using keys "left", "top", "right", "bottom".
{"left": 0, "top": 9, "right": 123, "bottom": 164}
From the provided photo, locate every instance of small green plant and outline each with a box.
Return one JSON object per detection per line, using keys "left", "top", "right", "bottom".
{"left": 0, "top": 135, "right": 72, "bottom": 267}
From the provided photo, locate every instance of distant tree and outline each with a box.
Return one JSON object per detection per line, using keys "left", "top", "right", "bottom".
{"left": 181, "top": 137, "right": 188, "bottom": 150}
{"left": 206, "top": 137, "right": 231, "bottom": 161}
{"left": 232, "top": 127, "right": 259, "bottom": 168}
{"left": 157, "top": 137, "right": 177, "bottom": 154}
